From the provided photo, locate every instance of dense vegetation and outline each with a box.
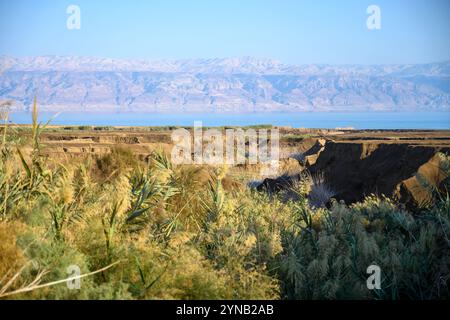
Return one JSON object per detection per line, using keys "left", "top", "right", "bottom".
{"left": 0, "top": 105, "right": 449, "bottom": 300}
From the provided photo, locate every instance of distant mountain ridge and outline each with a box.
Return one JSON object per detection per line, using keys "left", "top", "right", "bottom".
{"left": 1, "top": 56, "right": 449, "bottom": 112}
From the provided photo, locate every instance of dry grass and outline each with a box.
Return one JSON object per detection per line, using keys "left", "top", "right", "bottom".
{"left": 0, "top": 104, "right": 449, "bottom": 300}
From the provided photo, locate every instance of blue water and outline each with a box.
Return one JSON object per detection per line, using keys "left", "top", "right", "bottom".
{"left": 8, "top": 112, "right": 450, "bottom": 130}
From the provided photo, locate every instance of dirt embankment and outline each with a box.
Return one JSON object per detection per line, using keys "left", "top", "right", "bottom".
{"left": 259, "top": 130, "right": 450, "bottom": 207}
{"left": 308, "top": 141, "right": 449, "bottom": 206}
{"left": 37, "top": 131, "right": 174, "bottom": 158}
{"left": 20, "top": 126, "right": 450, "bottom": 207}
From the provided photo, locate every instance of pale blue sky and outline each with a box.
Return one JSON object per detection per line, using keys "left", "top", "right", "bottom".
{"left": 0, "top": 0, "right": 449, "bottom": 64}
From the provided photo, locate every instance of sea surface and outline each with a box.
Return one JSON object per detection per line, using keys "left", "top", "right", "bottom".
{"left": 8, "top": 112, "right": 450, "bottom": 130}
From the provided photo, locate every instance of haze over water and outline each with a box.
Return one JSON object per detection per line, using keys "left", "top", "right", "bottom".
{"left": 10, "top": 111, "right": 450, "bottom": 130}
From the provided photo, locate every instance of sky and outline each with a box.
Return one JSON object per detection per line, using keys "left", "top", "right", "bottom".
{"left": 0, "top": 0, "right": 449, "bottom": 65}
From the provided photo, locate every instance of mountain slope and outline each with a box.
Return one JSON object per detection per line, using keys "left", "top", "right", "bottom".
{"left": 1, "top": 56, "right": 449, "bottom": 112}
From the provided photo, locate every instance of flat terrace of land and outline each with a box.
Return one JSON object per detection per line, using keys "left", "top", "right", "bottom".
{"left": 325, "top": 130, "right": 450, "bottom": 147}
{"left": 4, "top": 125, "right": 450, "bottom": 206}
{"left": 7, "top": 125, "right": 450, "bottom": 156}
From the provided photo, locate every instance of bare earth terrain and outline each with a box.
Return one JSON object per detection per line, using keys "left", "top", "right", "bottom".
{"left": 15, "top": 126, "right": 449, "bottom": 209}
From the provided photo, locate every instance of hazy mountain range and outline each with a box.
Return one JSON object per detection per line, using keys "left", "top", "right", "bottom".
{"left": 1, "top": 56, "right": 449, "bottom": 113}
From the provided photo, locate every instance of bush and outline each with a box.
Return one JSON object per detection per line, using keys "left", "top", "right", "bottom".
{"left": 94, "top": 146, "right": 138, "bottom": 181}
